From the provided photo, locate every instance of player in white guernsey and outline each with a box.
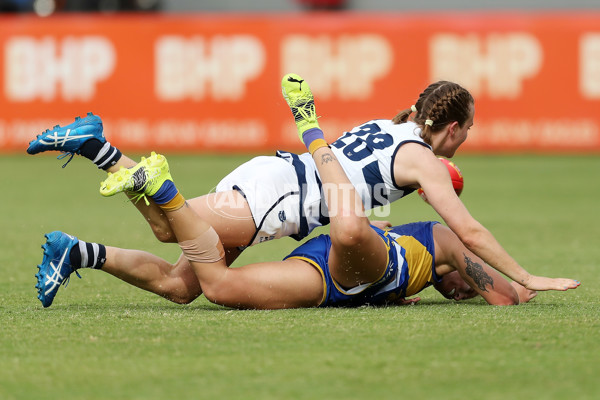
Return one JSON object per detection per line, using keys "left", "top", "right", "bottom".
{"left": 31, "top": 73, "right": 578, "bottom": 308}
{"left": 28, "top": 74, "right": 580, "bottom": 293}
{"left": 269, "top": 119, "right": 430, "bottom": 241}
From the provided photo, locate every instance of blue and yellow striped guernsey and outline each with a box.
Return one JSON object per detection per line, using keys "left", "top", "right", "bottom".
{"left": 283, "top": 221, "right": 441, "bottom": 307}
{"left": 389, "top": 229, "right": 436, "bottom": 296}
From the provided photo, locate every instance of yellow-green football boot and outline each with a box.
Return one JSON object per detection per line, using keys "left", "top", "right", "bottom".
{"left": 281, "top": 73, "right": 320, "bottom": 142}
{"left": 99, "top": 152, "right": 172, "bottom": 204}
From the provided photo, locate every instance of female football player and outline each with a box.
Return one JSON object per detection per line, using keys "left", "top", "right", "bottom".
{"left": 34, "top": 75, "right": 579, "bottom": 308}
{"left": 28, "top": 74, "right": 579, "bottom": 295}
{"left": 35, "top": 151, "right": 545, "bottom": 309}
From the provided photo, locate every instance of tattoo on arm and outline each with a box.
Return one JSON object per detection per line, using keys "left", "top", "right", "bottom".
{"left": 321, "top": 153, "right": 336, "bottom": 165}
{"left": 463, "top": 254, "right": 494, "bottom": 292}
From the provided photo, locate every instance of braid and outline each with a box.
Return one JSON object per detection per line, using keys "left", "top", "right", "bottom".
{"left": 409, "top": 81, "right": 474, "bottom": 145}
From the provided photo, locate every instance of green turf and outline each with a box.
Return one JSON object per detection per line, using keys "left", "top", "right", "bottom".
{"left": 1, "top": 153, "right": 598, "bottom": 400}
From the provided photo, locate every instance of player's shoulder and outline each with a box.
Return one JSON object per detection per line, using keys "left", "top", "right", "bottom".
{"left": 392, "top": 141, "right": 439, "bottom": 180}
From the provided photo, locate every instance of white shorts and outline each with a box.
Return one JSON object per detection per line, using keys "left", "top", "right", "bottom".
{"left": 216, "top": 152, "right": 327, "bottom": 246}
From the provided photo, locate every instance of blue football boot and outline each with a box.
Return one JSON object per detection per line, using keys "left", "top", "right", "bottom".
{"left": 35, "top": 231, "right": 81, "bottom": 308}
{"left": 27, "top": 112, "right": 104, "bottom": 161}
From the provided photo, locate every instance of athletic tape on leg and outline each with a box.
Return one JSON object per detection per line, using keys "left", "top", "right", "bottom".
{"left": 178, "top": 227, "right": 225, "bottom": 263}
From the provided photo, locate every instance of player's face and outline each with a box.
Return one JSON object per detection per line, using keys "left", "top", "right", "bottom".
{"left": 436, "top": 271, "right": 477, "bottom": 301}
{"left": 446, "top": 104, "right": 475, "bottom": 157}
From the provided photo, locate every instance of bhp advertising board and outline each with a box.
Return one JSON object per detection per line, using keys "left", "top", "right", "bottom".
{"left": 1, "top": 13, "right": 599, "bottom": 153}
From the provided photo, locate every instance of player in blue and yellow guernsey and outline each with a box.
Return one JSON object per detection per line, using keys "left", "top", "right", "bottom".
{"left": 34, "top": 74, "right": 579, "bottom": 309}
{"left": 284, "top": 222, "right": 444, "bottom": 307}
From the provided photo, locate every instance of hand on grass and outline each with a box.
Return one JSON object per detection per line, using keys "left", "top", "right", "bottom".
{"left": 396, "top": 297, "right": 421, "bottom": 306}
{"left": 522, "top": 275, "right": 580, "bottom": 291}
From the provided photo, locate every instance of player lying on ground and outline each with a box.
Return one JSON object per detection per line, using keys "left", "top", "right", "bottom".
{"left": 27, "top": 75, "right": 581, "bottom": 292}
{"left": 34, "top": 77, "right": 579, "bottom": 309}
{"left": 34, "top": 155, "right": 540, "bottom": 308}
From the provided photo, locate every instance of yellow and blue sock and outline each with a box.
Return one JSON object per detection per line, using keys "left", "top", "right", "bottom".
{"left": 152, "top": 180, "right": 185, "bottom": 211}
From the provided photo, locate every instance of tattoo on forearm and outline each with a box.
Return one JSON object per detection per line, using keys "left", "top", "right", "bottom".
{"left": 321, "top": 153, "right": 336, "bottom": 165}
{"left": 463, "top": 254, "right": 494, "bottom": 292}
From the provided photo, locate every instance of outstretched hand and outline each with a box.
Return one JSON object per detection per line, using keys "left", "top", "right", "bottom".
{"left": 523, "top": 275, "right": 580, "bottom": 291}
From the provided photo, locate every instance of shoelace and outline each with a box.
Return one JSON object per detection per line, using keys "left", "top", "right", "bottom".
{"left": 125, "top": 168, "right": 156, "bottom": 206}
{"left": 62, "top": 270, "right": 82, "bottom": 288}
{"left": 292, "top": 95, "right": 319, "bottom": 122}
{"left": 57, "top": 152, "right": 75, "bottom": 168}
{"left": 128, "top": 191, "right": 151, "bottom": 206}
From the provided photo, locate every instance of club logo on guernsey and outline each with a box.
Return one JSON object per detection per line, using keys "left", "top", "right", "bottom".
{"left": 278, "top": 211, "right": 286, "bottom": 222}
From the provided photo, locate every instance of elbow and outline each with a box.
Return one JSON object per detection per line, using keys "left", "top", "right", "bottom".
{"left": 455, "top": 226, "right": 485, "bottom": 253}
{"left": 492, "top": 297, "right": 519, "bottom": 306}
{"left": 487, "top": 289, "right": 520, "bottom": 306}
{"left": 457, "top": 232, "right": 478, "bottom": 251}
{"left": 449, "top": 218, "right": 490, "bottom": 251}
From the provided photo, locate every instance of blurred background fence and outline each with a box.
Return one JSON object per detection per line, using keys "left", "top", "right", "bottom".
{"left": 1, "top": 1, "right": 600, "bottom": 153}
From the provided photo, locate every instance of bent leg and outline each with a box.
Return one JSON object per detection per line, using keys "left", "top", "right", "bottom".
{"left": 101, "top": 154, "right": 324, "bottom": 309}
{"left": 163, "top": 203, "right": 322, "bottom": 309}
{"left": 189, "top": 192, "right": 257, "bottom": 265}
{"left": 197, "top": 258, "right": 323, "bottom": 309}
{"left": 102, "top": 247, "right": 202, "bottom": 304}
{"left": 188, "top": 191, "right": 256, "bottom": 248}
{"left": 110, "top": 165, "right": 256, "bottom": 264}
{"left": 105, "top": 154, "right": 182, "bottom": 243}
{"left": 281, "top": 75, "right": 388, "bottom": 288}
{"left": 312, "top": 146, "right": 389, "bottom": 288}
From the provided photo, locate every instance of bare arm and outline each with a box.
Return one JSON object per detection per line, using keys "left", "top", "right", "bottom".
{"left": 395, "top": 144, "right": 579, "bottom": 291}
{"left": 458, "top": 253, "right": 520, "bottom": 305}
{"left": 433, "top": 224, "right": 520, "bottom": 305}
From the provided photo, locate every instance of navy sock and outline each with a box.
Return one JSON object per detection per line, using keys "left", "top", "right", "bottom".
{"left": 79, "top": 139, "right": 122, "bottom": 170}
{"left": 69, "top": 240, "right": 107, "bottom": 269}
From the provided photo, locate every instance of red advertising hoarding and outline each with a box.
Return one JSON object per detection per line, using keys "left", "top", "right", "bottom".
{"left": 1, "top": 12, "right": 599, "bottom": 153}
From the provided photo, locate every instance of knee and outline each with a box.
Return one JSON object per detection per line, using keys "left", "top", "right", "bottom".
{"left": 201, "top": 277, "right": 242, "bottom": 308}
{"left": 150, "top": 224, "right": 177, "bottom": 243}
{"left": 160, "top": 260, "right": 203, "bottom": 304}
{"left": 168, "top": 292, "right": 200, "bottom": 305}
{"left": 166, "top": 293, "right": 196, "bottom": 305}
{"left": 160, "top": 280, "right": 202, "bottom": 304}
{"left": 201, "top": 280, "right": 226, "bottom": 305}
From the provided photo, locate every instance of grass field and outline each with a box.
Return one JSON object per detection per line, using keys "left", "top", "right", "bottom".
{"left": 1, "top": 153, "right": 598, "bottom": 400}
